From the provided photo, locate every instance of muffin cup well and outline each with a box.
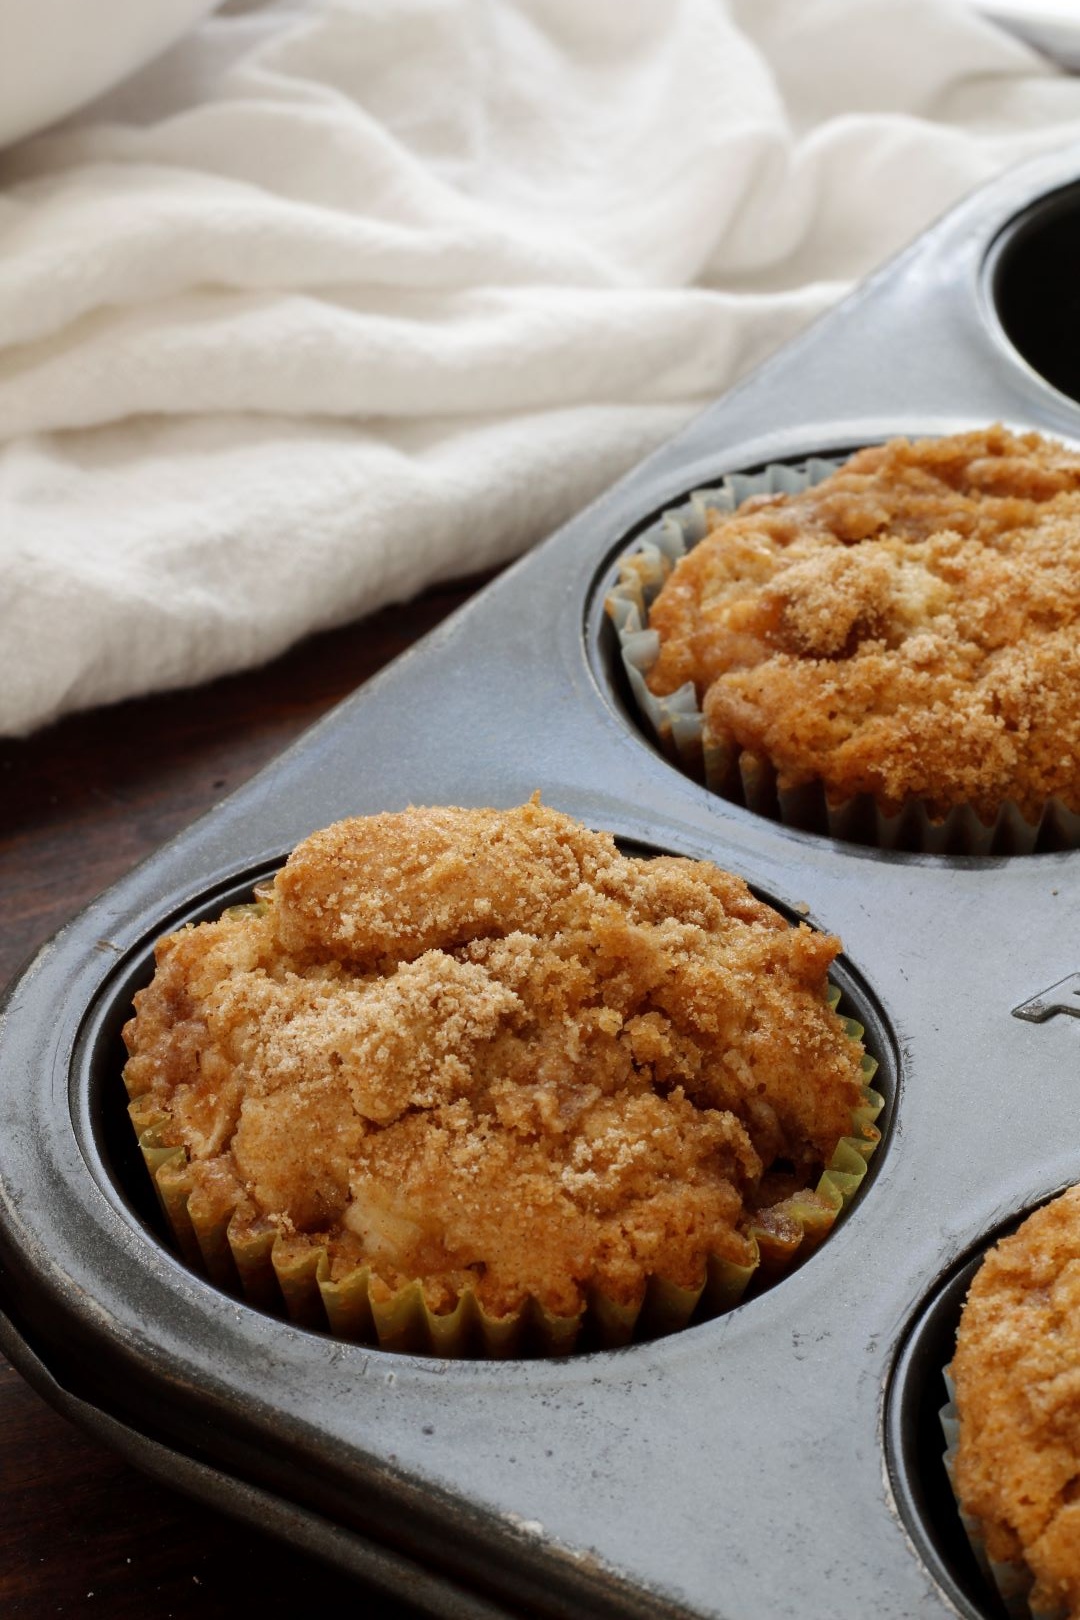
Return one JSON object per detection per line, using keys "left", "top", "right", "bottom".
{"left": 605, "top": 463, "right": 1080, "bottom": 856}
{"left": 126, "top": 992, "right": 882, "bottom": 1359}
{"left": 939, "top": 1368, "right": 1068, "bottom": 1620}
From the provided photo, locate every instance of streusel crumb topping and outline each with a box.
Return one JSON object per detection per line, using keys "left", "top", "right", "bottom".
{"left": 124, "top": 801, "right": 865, "bottom": 1317}
{"left": 646, "top": 428, "right": 1080, "bottom": 822}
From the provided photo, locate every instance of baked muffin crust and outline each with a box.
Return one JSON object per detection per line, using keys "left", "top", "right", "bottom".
{"left": 952, "top": 1187, "right": 1080, "bottom": 1618}
{"left": 645, "top": 427, "right": 1080, "bottom": 823}
{"left": 124, "top": 801, "right": 868, "bottom": 1320}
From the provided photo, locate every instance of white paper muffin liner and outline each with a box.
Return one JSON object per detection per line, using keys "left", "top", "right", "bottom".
{"left": 605, "top": 461, "right": 1080, "bottom": 855}
{"left": 940, "top": 1366, "right": 1068, "bottom": 1620}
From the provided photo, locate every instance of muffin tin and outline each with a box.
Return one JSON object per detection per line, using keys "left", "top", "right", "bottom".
{"left": 4, "top": 144, "right": 1080, "bottom": 1620}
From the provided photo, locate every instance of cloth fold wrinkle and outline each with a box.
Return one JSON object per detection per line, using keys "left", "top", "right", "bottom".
{"left": 2, "top": 0, "right": 1080, "bottom": 735}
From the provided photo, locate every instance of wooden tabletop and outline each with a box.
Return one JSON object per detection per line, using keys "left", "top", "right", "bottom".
{"left": 0, "top": 574, "right": 494, "bottom": 1619}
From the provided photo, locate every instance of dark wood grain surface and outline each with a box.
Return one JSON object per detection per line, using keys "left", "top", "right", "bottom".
{"left": 0, "top": 573, "right": 495, "bottom": 1618}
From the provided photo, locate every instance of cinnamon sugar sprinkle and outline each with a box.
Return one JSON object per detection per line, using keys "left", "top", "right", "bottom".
{"left": 646, "top": 427, "right": 1080, "bottom": 823}
{"left": 124, "top": 801, "right": 866, "bottom": 1319}
{"left": 953, "top": 1187, "right": 1080, "bottom": 1619}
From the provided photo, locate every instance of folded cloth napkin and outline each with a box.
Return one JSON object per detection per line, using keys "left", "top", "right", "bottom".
{"left": 5, "top": 0, "right": 1080, "bottom": 735}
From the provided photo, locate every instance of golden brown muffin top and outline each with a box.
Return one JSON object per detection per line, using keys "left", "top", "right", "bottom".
{"left": 645, "top": 427, "right": 1080, "bottom": 823}
{"left": 123, "top": 800, "right": 866, "bottom": 1319}
{"left": 952, "top": 1186, "right": 1080, "bottom": 1618}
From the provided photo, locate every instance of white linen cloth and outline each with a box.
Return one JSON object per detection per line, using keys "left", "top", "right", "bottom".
{"left": 5, "top": 0, "right": 1080, "bottom": 736}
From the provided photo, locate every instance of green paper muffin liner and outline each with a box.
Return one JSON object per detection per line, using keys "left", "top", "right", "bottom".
{"left": 605, "top": 462, "right": 1080, "bottom": 856}
{"left": 939, "top": 1367, "right": 1068, "bottom": 1620}
{"left": 126, "top": 988, "right": 881, "bottom": 1359}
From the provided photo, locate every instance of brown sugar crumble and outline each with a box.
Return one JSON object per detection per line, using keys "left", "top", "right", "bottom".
{"left": 952, "top": 1187, "right": 1080, "bottom": 1619}
{"left": 123, "top": 801, "right": 867, "bottom": 1321}
{"left": 645, "top": 427, "right": 1080, "bottom": 823}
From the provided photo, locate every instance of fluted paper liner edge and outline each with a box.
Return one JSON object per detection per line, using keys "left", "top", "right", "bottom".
{"left": 939, "top": 1366, "right": 1068, "bottom": 1620}
{"left": 606, "top": 460, "right": 1080, "bottom": 855}
{"left": 127, "top": 989, "right": 879, "bottom": 1358}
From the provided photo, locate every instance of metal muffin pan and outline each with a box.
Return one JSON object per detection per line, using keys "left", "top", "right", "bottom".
{"left": 4, "top": 143, "right": 1080, "bottom": 1620}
